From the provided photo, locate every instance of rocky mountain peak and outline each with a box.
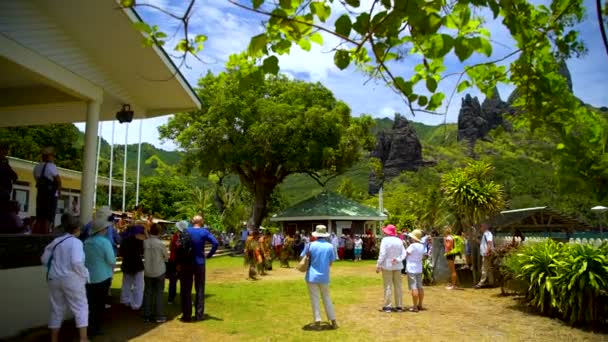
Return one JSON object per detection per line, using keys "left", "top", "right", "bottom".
{"left": 368, "top": 114, "right": 433, "bottom": 194}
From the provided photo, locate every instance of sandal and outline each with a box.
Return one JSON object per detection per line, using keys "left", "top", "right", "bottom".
{"left": 408, "top": 306, "right": 419, "bottom": 313}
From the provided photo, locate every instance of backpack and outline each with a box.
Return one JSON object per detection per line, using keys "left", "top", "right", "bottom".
{"left": 446, "top": 235, "right": 465, "bottom": 256}
{"left": 36, "top": 163, "right": 57, "bottom": 195}
{"left": 175, "top": 230, "right": 195, "bottom": 264}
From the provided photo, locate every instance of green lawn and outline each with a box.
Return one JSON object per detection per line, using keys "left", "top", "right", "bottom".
{"left": 17, "top": 257, "right": 607, "bottom": 341}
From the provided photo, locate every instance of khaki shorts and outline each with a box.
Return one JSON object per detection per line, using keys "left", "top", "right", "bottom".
{"left": 407, "top": 273, "right": 423, "bottom": 290}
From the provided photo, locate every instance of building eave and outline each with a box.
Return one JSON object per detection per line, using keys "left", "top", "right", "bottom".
{"left": 270, "top": 215, "right": 387, "bottom": 222}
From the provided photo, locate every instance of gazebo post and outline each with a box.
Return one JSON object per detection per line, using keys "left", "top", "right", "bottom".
{"left": 80, "top": 100, "right": 101, "bottom": 225}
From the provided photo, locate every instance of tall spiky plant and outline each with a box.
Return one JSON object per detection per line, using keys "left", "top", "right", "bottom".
{"left": 441, "top": 161, "right": 506, "bottom": 229}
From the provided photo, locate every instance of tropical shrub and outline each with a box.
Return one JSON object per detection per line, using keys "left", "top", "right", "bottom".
{"left": 513, "top": 239, "right": 563, "bottom": 315}
{"left": 505, "top": 240, "right": 608, "bottom": 326}
{"left": 422, "top": 259, "right": 434, "bottom": 286}
{"left": 552, "top": 242, "right": 608, "bottom": 325}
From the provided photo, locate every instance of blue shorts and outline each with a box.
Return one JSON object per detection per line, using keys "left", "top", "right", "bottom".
{"left": 354, "top": 248, "right": 362, "bottom": 256}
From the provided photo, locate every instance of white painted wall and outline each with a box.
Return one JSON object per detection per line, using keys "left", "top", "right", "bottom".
{"left": 0, "top": 266, "right": 50, "bottom": 338}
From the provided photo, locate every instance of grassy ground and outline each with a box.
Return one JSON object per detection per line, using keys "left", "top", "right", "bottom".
{"left": 18, "top": 257, "right": 608, "bottom": 342}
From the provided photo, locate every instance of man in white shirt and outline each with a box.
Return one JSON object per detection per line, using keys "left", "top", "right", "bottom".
{"left": 406, "top": 229, "right": 425, "bottom": 312}
{"left": 376, "top": 224, "right": 407, "bottom": 313}
{"left": 33, "top": 147, "right": 62, "bottom": 233}
{"left": 475, "top": 223, "right": 494, "bottom": 288}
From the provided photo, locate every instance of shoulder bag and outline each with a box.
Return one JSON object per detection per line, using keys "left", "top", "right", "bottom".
{"left": 296, "top": 245, "right": 311, "bottom": 273}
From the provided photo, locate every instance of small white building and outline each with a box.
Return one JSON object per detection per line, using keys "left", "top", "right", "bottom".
{"left": 0, "top": 0, "right": 201, "bottom": 338}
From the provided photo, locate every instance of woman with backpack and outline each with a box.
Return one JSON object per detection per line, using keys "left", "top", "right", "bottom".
{"left": 120, "top": 224, "right": 146, "bottom": 310}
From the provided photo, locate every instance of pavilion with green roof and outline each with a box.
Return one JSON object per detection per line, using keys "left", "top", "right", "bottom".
{"left": 270, "top": 191, "right": 387, "bottom": 236}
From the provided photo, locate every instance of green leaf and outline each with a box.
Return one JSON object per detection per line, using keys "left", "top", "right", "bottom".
{"left": 249, "top": 34, "right": 268, "bottom": 56}
{"left": 271, "top": 39, "right": 292, "bottom": 54}
{"left": 394, "top": 77, "right": 413, "bottom": 95}
{"left": 335, "top": 14, "right": 352, "bottom": 37}
{"left": 334, "top": 49, "right": 351, "bottom": 70}
{"left": 353, "top": 13, "right": 370, "bottom": 34}
{"left": 310, "top": 2, "right": 331, "bottom": 22}
{"left": 426, "top": 77, "right": 438, "bottom": 92}
{"left": 457, "top": 80, "right": 471, "bottom": 92}
{"left": 418, "top": 96, "right": 428, "bottom": 106}
{"left": 133, "top": 22, "right": 152, "bottom": 34}
{"left": 298, "top": 38, "right": 312, "bottom": 51}
{"left": 345, "top": 0, "right": 360, "bottom": 7}
{"left": 280, "top": 0, "right": 292, "bottom": 9}
{"left": 428, "top": 92, "right": 445, "bottom": 109}
{"left": 195, "top": 34, "right": 208, "bottom": 43}
{"left": 310, "top": 32, "right": 323, "bottom": 45}
{"left": 252, "top": 0, "right": 264, "bottom": 9}
{"left": 425, "top": 34, "right": 454, "bottom": 59}
{"left": 175, "top": 39, "right": 188, "bottom": 52}
{"left": 381, "top": 0, "right": 392, "bottom": 8}
{"left": 121, "top": 0, "right": 135, "bottom": 7}
{"left": 262, "top": 56, "right": 280, "bottom": 75}
{"left": 454, "top": 37, "right": 473, "bottom": 62}
{"left": 556, "top": 143, "right": 565, "bottom": 150}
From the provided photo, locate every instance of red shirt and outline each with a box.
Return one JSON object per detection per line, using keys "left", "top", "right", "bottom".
{"left": 169, "top": 232, "right": 179, "bottom": 262}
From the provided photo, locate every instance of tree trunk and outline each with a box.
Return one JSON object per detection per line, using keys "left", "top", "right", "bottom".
{"left": 248, "top": 183, "right": 275, "bottom": 230}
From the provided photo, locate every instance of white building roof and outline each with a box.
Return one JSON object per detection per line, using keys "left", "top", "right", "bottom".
{"left": 0, "top": 0, "right": 201, "bottom": 127}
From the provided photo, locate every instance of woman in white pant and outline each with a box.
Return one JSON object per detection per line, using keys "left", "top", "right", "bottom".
{"left": 300, "top": 225, "right": 338, "bottom": 329}
{"left": 119, "top": 224, "right": 146, "bottom": 310}
{"left": 376, "top": 224, "right": 407, "bottom": 313}
{"left": 41, "top": 216, "right": 89, "bottom": 342}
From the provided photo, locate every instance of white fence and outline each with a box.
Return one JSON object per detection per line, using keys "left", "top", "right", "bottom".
{"left": 496, "top": 236, "right": 608, "bottom": 247}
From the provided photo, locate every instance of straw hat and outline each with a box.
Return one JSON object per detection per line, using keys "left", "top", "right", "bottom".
{"left": 408, "top": 229, "right": 423, "bottom": 242}
{"left": 382, "top": 224, "right": 397, "bottom": 236}
{"left": 312, "top": 225, "right": 330, "bottom": 238}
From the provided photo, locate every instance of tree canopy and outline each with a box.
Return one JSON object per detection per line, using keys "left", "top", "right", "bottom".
{"left": 159, "top": 62, "right": 375, "bottom": 228}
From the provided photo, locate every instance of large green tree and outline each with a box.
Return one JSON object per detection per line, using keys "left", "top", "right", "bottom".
{"left": 159, "top": 64, "right": 374, "bottom": 229}
{"left": 0, "top": 124, "right": 83, "bottom": 170}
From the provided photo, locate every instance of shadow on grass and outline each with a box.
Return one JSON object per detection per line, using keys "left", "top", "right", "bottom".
{"left": 8, "top": 288, "right": 220, "bottom": 342}
{"left": 301, "top": 322, "right": 336, "bottom": 332}
{"left": 505, "top": 298, "right": 608, "bottom": 335}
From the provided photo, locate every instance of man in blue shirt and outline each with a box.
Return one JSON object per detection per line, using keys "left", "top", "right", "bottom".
{"left": 179, "top": 215, "right": 218, "bottom": 322}
{"left": 300, "top": 225, "right": 338, "bottom": 329}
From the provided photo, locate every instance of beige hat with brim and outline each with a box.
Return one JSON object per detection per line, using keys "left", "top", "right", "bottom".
{"left": 312, "top": 225, "right": 330, "bottom": 238}
{"left": 91, "top": 206, "right": 113, "bottom": 235}
{"left": 408, "top": 229, "right": 423, "bottom": 242}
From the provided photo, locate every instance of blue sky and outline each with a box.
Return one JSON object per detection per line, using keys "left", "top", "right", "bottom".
{"left": 78, "top": 0, "right": 608, "bottom": 150}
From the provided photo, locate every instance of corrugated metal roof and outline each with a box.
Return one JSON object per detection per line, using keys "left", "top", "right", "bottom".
{"left": 489, "top": 206, "right": 592, "bottom": 232}
{"left": 271, "top": 191, "right": 386, "bottom": 220}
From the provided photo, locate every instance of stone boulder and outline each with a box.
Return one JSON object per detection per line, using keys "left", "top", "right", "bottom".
{"left": 368, "top": 114, "right": 433, "bottom": 194}
{"left": 458, "top": 87, "right": 513, "bottom": 147}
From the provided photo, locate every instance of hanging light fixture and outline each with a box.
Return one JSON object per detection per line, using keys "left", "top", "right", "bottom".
{"left": 116, "top": 104, "right": 134, "bottom": 123}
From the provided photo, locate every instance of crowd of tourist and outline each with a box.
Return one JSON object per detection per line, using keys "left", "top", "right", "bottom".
{"left": 41, "top": 207, "right": 219, "bottom": 341}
